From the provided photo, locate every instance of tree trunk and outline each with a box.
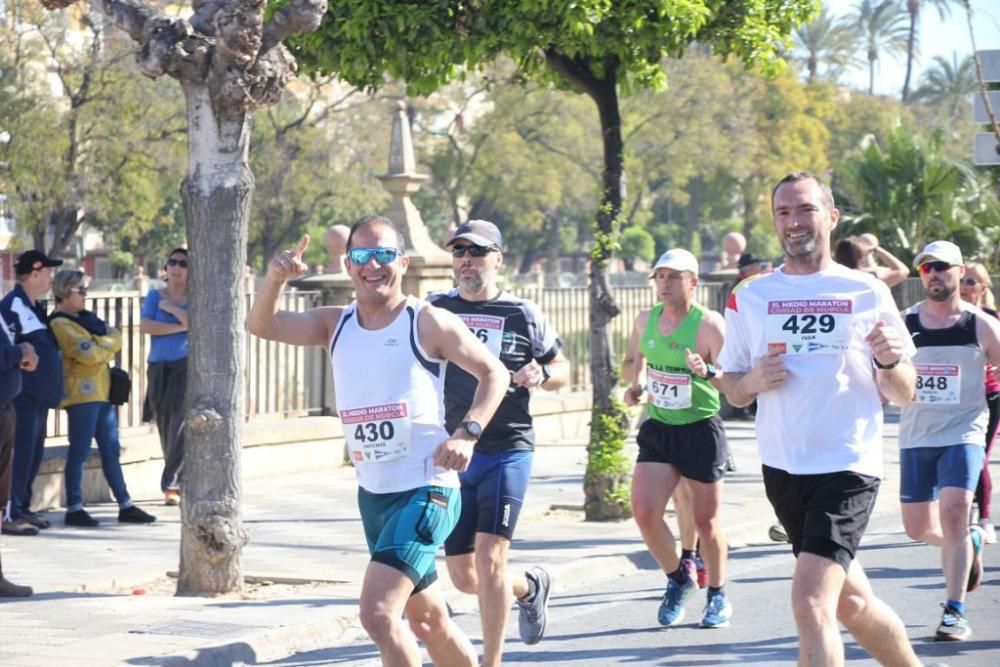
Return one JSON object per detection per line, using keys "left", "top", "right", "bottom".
{"left": 902, "top": 8, "right": 917, "bottom": 101}
{"left": 48, "top": 206, "right": 81, "bottom": 258}
{"left": 685, "top": 176, "right": 702, "bottom": 248}
{"left": 582, "top": 73, "right": 631, "bottom": 522}
{"left": 176, "top": 83, "right": 251, "bottom": 595}
{"left": 546, "top": 212, "right": 561, "bottom": 285}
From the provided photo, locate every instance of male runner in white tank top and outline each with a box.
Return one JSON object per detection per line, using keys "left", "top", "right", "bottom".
{"left": 249, "top": 215, "right": 508, "bottom": 667}
{"left": 897, "top": 240, "right": 1000, "bottom": 641}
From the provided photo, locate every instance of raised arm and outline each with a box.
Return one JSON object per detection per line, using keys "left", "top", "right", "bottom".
{"left": 872, "top": 246, "right": 909, "bottom": 288}
{"left": 248, "top": 234, "right": 340, "bottom": 347}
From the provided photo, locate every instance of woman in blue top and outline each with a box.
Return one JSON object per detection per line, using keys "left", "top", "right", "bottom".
{"left": 140, "top": 248, "right": 188, "bottom": 505}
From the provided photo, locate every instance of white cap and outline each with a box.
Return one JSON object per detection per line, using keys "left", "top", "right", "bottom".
{"left": 913, "top": 240, "right": 963, "bottom": 268}
{"left": 650, "top": 249, "right": 699, "bottom": 276}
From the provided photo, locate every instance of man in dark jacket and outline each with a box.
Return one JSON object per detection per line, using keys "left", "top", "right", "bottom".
{"left": 0, "top": 250, "right": 63, "bottom": 536}
{"left": 0, "top": 303, "right": 37, "bottom": 594}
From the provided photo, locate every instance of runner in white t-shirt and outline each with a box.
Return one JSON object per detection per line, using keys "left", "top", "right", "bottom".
{"left": 717, "top": 172, "right": 922, "bottom": 667}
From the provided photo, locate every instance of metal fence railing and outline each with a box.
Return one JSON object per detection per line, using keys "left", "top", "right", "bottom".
{"left": 510, "top": 283, "right": 730, "bottom": 390}
{"left": 35, "top": 274, "right": 969, "bottom": 435}
{"left": 43, "top": 289, "right": 328, "bottom": 439}
{"left": 509, "top": 276, "right": 963, "bottom": 391}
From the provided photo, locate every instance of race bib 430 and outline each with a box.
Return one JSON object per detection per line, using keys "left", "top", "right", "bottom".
{"left": 341, "top": 402, "right": 412, "bottom": 463}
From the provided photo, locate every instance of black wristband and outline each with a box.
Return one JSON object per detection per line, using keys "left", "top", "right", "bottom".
{"left": 873, "top": 357, "right": 900, "bottom": 370}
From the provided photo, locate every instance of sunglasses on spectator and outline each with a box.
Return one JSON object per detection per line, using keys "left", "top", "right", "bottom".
{"left": 451, "top": 244, "right": 496, "bottom": 258}
{"left": 348, "top": 247, "right": 403, "bottom": 266}
{"left": 918, "top": 261, "right": 954, "bottom": 275}
{"left": 70, "top": 286, "right": 88, "bottom": 296}
{"left": 961, "top": 278, "right": 981, "bottom": 286}
{"left": 167, "top": 258, "right": 188, "bottom": 268}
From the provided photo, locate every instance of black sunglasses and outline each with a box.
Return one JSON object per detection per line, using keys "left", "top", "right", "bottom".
{"left": 70, "top": 286, "right": 88, "bottom": 296}
{"left": 451, "top": 245, "right": 496, "bottom": 258}
{"left": 167, "top": 258, "right": 188, "bottom": 268}
{"left": 961, "top": 278, "right": 981, "bottom": 287}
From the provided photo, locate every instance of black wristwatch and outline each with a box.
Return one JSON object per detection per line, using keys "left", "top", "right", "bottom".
{"left": 540, "top": 364, "right": 552, "bottom": 385}
{"left": 459, "top": 420, "right": 483, "bottom": 440}
{"left": 703, "top": 363, "right": 719, "bottom": 380}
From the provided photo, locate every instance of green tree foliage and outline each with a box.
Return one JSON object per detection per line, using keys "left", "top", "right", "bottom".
{"left": 792, "top": 6, "right": 862, "bottom": 84}
{"left": 852, "top": 0, "right": 910, "bottom": 95}
{"left": 733, "top": 68, "right": 831, "bottom": 247}
{"left": 900, "top": 0, "right": 955, "bottom": 101}
{"left": 625, "top": 53, "right": 757, "bottom": 251}
{"left": 412, "top": 69, "right": 599, "bottom": 275}
{"left": 248, "top": 81, "right": 390, "bottom": 271}
{"left": 0, "top": 1, "right": 184, "bottom": 256}
{"left": 618, "top": 226, "right": 655, "bottom": 270}
{"left": 290, "top": 0, "right": 817, "bottom": 520}
{"left": 909, "top": 53, "right": 977, "bottom": 122}
{"left": 838, "top": 126, "right": 1000, "bottom": 261}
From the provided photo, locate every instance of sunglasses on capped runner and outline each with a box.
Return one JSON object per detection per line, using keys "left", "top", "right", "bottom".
{"left": 451, "top": 244, "right": 496, "bottom": 258}
{"left": 918, "top": 261, "right": 954, "bottom": 275}
{"left": 348, "top": 247, "right": 403, "bottom": 266}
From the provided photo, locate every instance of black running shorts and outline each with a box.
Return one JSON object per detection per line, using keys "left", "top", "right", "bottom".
{"left": 762, "top": 464, "right": 880, "bottom": 572}
{"left": 635, "top": 414, "right": 729, "bottom": 483}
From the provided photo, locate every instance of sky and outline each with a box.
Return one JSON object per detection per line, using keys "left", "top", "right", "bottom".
{"left": 823, "top": 0, "right": 1000, "bottom": 97}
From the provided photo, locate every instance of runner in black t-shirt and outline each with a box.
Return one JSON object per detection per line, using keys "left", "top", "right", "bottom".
{"left": 428, "top": 220, "right": 569, "bottom": 667}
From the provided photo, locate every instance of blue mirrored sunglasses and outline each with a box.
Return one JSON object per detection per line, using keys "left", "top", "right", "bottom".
{"left": 348, "top": 247, "right": 403, "bottom": 266}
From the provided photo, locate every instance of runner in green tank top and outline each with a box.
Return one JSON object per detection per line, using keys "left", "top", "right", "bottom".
{"left": 622, "top": 248, "right": 733, "bottom": 629}
{"left": 641, "top": 301, "right": 720, "bottom": 426}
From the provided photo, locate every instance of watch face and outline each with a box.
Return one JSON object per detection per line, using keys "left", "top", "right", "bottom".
{"left": 464, "top": 421, "right": 483, "bottom": 437}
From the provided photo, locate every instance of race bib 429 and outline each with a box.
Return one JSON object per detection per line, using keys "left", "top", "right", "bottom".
{"left": 766, "top": 299, "right": 853, "bottom": 355}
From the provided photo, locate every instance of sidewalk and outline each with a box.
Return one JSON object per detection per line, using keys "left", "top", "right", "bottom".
{"left": 0, "top": 417, "right": 913, "bottom": 666}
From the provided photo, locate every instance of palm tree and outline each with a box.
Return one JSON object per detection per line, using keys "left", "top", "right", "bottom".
{"left": 792, "top": 7, "right": 862, "bottom": 84}
{"left": 852, "top": 0, "right": 910, "bottom": 95}
{"left": 840, "top": 126, "right": 1000, "bottom": 257}
{"left": 901, "top": 0, "right": 955, "bottom": 101}
{"left": 910, "top": 53, "right": 977, "bottom": 119}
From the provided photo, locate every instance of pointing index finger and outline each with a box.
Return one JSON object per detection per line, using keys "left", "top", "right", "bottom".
{"left": 293, "top": 234, "right": 310, "bottom": 258}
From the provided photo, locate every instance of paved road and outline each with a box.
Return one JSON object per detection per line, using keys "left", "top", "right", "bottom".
{"left": 268, "top": 511, "right": 1000, "bottom": 666}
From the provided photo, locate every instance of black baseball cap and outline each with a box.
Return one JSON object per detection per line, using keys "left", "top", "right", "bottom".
{"left": 447, "top": 220, "right": 503, "bottom": 251}
{"left": 15, "top": 250, "right": 63, "bottom": 275}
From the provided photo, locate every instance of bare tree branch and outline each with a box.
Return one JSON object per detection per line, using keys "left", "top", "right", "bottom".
{"left": 260, "top": 0, "right": 327, "bottom": 55}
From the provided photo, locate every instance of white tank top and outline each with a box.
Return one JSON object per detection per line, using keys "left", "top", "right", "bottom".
{"left": 330, "top": 296, "right": 456, "bottom": 493}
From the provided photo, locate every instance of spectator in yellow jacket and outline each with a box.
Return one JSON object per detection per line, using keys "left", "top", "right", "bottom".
{"left": 49, "top": 270, "right": 155, "bottom": 528}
